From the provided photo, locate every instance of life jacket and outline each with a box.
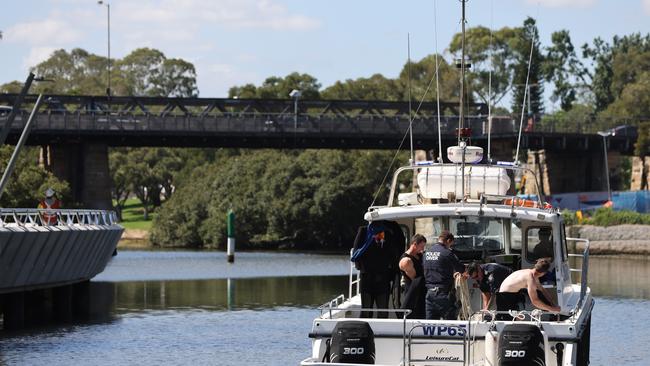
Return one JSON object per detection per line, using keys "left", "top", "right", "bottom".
{"left": 38, "top": 198, "right": 61, "bottom": 225}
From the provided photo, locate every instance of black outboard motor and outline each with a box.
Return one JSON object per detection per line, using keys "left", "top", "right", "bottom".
{"left": 328, "top": 321, "right": 375, "bottom": 364}
{"left": 497, "top": 324, "right": 545, "bottom": 366}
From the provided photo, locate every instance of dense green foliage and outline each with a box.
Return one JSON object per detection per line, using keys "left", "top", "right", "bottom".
{"left": 0, "top": 146, "right": 70, "bottom": 207}
{"left": 1, "top": 48, "right": 198, "bottom": 97}
{"left": 564, "top": 207, "right": 650, "bottom": 227}
{"left": 150, "top": 150, "right": 405, "bottom": 249}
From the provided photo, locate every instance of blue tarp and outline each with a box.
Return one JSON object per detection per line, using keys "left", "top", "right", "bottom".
{"left": 519, "top": 191, "right": 650, "bottom": 213}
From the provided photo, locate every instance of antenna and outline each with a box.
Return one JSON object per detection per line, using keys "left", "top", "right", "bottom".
{"left": 407, "top": 33, "right": 414, "bottom": 165}
{"left": 514, "top": 23, "right": 537, "bottom": 164}
{"left": 434, "top": 0, "right": 443, "bottom": 163}
{"left": 458, "top": 0, "right": 468, "bottom": 145}
{"left": 487, "top": 0, "right": 494, "bottom": 163}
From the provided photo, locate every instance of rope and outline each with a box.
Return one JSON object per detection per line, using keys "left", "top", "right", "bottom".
{"left": 455, "top": 273, "right": 472, "bottom": 320}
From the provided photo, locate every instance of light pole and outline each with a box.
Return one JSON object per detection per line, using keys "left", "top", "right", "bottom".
{"left": 597, "top": 130, "right": 613, "bottom": 202}
{"left": 289, "top": 89, "right": 301, "bottom": 132}
{"left": 97, "top": 1, "right": 111, "bottom": 97}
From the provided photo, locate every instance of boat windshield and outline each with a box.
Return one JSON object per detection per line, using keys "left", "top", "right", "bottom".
{"left": 449, "top": 216, "right": 504, "bottom": 257}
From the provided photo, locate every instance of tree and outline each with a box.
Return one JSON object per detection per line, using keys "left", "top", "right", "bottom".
{"left": 118, "top": 48, "right": 198, "bottom": 97}
{"left": 511, "top": 18, "right": 545, "bottom": 115}
{"left": 397, "top": 55, "right": 460, "bottom": 104}
{"left": 543, "top": 30, "right": 590, "bottom": 111}
{"left": 583, "top": 33, "right": 650, "bottom": 112}
{"left": 228, "top": 72, "right": 321, "bottom": 99}
{"left": 322, "top": 74, "right": 403, "bottom": 101}
{"left": 449, "top": 26, "right": 519, "bottom": 106}
{"left": 149, "top": 149, "right": 404, "bottom": 249}
{"left": 0, "top": 146, "right": 70, "bottom": 208}
{"left": 108, "top": 148, "right": 131, "bottom": 220}
{"left": 4, "top": 47, "right": 198, "bottom": 97}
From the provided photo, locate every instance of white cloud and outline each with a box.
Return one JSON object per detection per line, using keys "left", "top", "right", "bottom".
{"left": 5, "top": 18, "right": 82, "bottom": 45}
{"left": 526, "top": 0, "right": 596, "bottom": 8}
{"left": 643, "top": 0, "right": 650, "bottom": 14}
{"left": 195, "top": 61, "right": 260, "bottom": 96}
{"left": 23, "top": 46, "right": 58, "bottom": 69}
{"left": 117, "top": 0, "right": 321, "bottom": 31}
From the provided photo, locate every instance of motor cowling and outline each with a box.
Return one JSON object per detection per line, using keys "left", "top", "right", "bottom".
{"left": 497, "top": 324, "right": 545, "bottom": 366}
{"left": 329, "top": 321, "right": 375, "bottom": 364}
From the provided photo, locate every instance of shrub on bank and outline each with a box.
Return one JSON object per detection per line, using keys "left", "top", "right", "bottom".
{"left": 562, "top": 207, "right": 650, "bottom": 226}
{"left": 150, "top": 149, "right": 403, "bottom": 250}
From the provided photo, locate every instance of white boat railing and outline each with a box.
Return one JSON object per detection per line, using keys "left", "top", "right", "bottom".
{"left": 0, "top": 208, "right": 120, "bottom": 227}
{"left": 566, "top": 238, "right": 590, "bottom": 315}
{"left": 384, "top": 163, "right": 547, "bottom": 208}
{"left": 349, "top": 249, "right": 360, "bottom": 299}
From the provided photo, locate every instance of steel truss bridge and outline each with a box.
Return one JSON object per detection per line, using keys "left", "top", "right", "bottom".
{"left": 0, "top": 94, "right": 636, "bottom": 153}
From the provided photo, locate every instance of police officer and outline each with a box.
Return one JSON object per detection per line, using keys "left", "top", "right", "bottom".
{"left": 423, "top": 230, "right": 466, "bottom": 320}
{"left": 467, "top": 261, "right": 512, "bottom": 310}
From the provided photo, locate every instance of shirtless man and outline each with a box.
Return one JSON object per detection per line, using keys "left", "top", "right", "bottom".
{"left": 398, "top": 234, "right": 427, "bottom": 318}
{"left": 497, "top": 258, "right": 560, "bottom": 316}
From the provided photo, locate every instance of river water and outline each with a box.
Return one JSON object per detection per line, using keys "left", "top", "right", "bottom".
{"left": 1, "top": 252, "right": 649, "bottom": 365}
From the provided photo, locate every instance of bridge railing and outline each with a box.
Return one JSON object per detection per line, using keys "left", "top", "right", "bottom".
{"left": 2, "top": 108, "right": 645, "bottom": 139}
{"left": 3, "top": 111, "right": 507, "bottom": 137}
{"left": 0, "top": 209, "right": 120, "bottom": 227}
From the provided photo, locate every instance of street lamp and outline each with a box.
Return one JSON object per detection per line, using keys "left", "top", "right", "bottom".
{"left": 597, "top": 130, "right": 613, "bottom": 202}
{"left": 289, "top": 89, "right": 301, "bottom": 132}
{"left": 97, "top": 1, "right": 111, "bottom": 97}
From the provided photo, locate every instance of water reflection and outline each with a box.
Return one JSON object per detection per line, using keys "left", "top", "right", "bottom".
{"left": 589, "top": 256, "right": 650, "bottom": 299}
{"left": 95, "top": 275, "right": 349, "bottom": 314}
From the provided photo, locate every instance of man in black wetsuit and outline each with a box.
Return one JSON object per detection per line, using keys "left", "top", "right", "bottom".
{"left": 398, "top": 234, "right": 427, "bottom": 318}
{"left": 467, "top": 261, "right": 512, "bottom": 310}
{"left": 423, "top": 230, "right": 466, "bottom": 320}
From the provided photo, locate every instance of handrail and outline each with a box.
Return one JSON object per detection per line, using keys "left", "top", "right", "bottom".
{"left": 0, "top": 208, "right": 120, "bottom": 227}
{"left": 566, "top": 238, "right": 590, "bottom": 315}
{"left": 349, "top": 249, "right": 360, "bottom": 299}
{"left": 386, "top": 163, "right": 545, "bottom": 207}
{"left": 407, "top": 323, "right": 468, "bottom": 364}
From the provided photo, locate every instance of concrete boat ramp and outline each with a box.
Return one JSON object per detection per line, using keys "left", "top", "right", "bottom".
{"left": 0, "top": 208, "right": 123, "bottom": 329}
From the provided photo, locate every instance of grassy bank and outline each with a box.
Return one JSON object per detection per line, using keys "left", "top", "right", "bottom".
{"left": 118, "top": 198, "right": 156, "bottom": 230}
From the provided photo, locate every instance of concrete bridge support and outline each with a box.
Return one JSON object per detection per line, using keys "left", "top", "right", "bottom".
{"left": 41, "top": 143, "right": 112, "bottom": 209}
{"left": 523, "top": 149, "right": 621, "bottom": 195}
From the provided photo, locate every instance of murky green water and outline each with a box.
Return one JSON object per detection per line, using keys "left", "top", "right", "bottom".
{"left": 0, "top": 252, "right": 649, "bottom": 365}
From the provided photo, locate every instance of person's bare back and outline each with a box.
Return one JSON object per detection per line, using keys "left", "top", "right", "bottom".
{"left": 498, "top": 259, "right": 560, "bottom": 313}
{"left": 499, "top": 269, "right": 531, "bottom": 293}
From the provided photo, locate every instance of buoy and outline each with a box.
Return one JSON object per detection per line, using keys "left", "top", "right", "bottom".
{"left": 503, "top": 198, "right": 552, "bottom": 209}
{"left": 227, "top": 209, "right": 235, "bottom": 263}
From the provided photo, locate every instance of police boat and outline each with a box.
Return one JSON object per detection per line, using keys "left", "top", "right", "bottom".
{"left": 300, "top": 0, "right": 592, "bottom": 363}
{"left": 299, "top": 145, "right": 593, "bottom": 366}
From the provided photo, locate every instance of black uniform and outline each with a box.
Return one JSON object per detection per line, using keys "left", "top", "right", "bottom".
{"left": 423, "top": 243, "right": 465, "bottom": 320}
{"left": 478, "top": 263, "right": 512, "bottom": 294}
{"left": 399, "top": 253, "right": 425, "bottom": 319}
{"left": 352, "top": 222, "right": 402, "bottom": 318}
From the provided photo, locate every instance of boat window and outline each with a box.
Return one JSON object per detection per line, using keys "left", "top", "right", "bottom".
{"left": 449, "top": 216, "right": 504, "bottom": 252}
{"left": 525, "top": 227, "right": 554, "bottom": 261}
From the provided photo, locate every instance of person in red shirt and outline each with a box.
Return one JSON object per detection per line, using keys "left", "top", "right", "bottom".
{"left": 38, "top": 188, "right": 61, "bottom": 225}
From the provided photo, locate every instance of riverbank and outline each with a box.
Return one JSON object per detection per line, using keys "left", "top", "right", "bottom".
{"left": 568, "top": 224, "right": 650, "bottom": 255}
{"left": 118, "top": 229, "right": 150, "bottom": 249}
{"left": 120, "top": 224, "right": 650, "bottom": 255}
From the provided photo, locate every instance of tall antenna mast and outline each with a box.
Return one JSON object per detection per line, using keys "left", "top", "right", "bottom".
{"left": 458, "top": 0, "right": 468, "bottom": 144}
{"left": 407, "top": 33, "right": 414, "bottom": 165}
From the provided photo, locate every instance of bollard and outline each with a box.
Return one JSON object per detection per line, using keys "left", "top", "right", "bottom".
{"left": 227, "top": 209, "right": 235, "bottom": 263}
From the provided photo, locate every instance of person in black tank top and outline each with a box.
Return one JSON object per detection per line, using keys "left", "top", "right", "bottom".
{"left": 399, "top": 234, "right": 427, "bottom": 319}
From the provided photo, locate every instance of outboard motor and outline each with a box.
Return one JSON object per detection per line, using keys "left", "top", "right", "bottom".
{"left": 497, "top": 324, "right": 545, "bottom": 366}
{"left": 328, "top": 321, "right": 375, "bottom": 364}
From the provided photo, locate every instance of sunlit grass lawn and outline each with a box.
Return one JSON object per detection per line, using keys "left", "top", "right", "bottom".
{"left": 117, "top": 198, "right": 156, "bottom": 230}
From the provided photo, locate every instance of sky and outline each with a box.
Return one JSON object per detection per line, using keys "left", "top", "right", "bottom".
{"left": 1, "top": 0, "right": 649, "bottom": 106}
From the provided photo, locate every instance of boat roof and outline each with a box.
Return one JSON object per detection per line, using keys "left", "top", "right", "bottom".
{"left": 364, "top": 202, "right": 561, "bottom": 224}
